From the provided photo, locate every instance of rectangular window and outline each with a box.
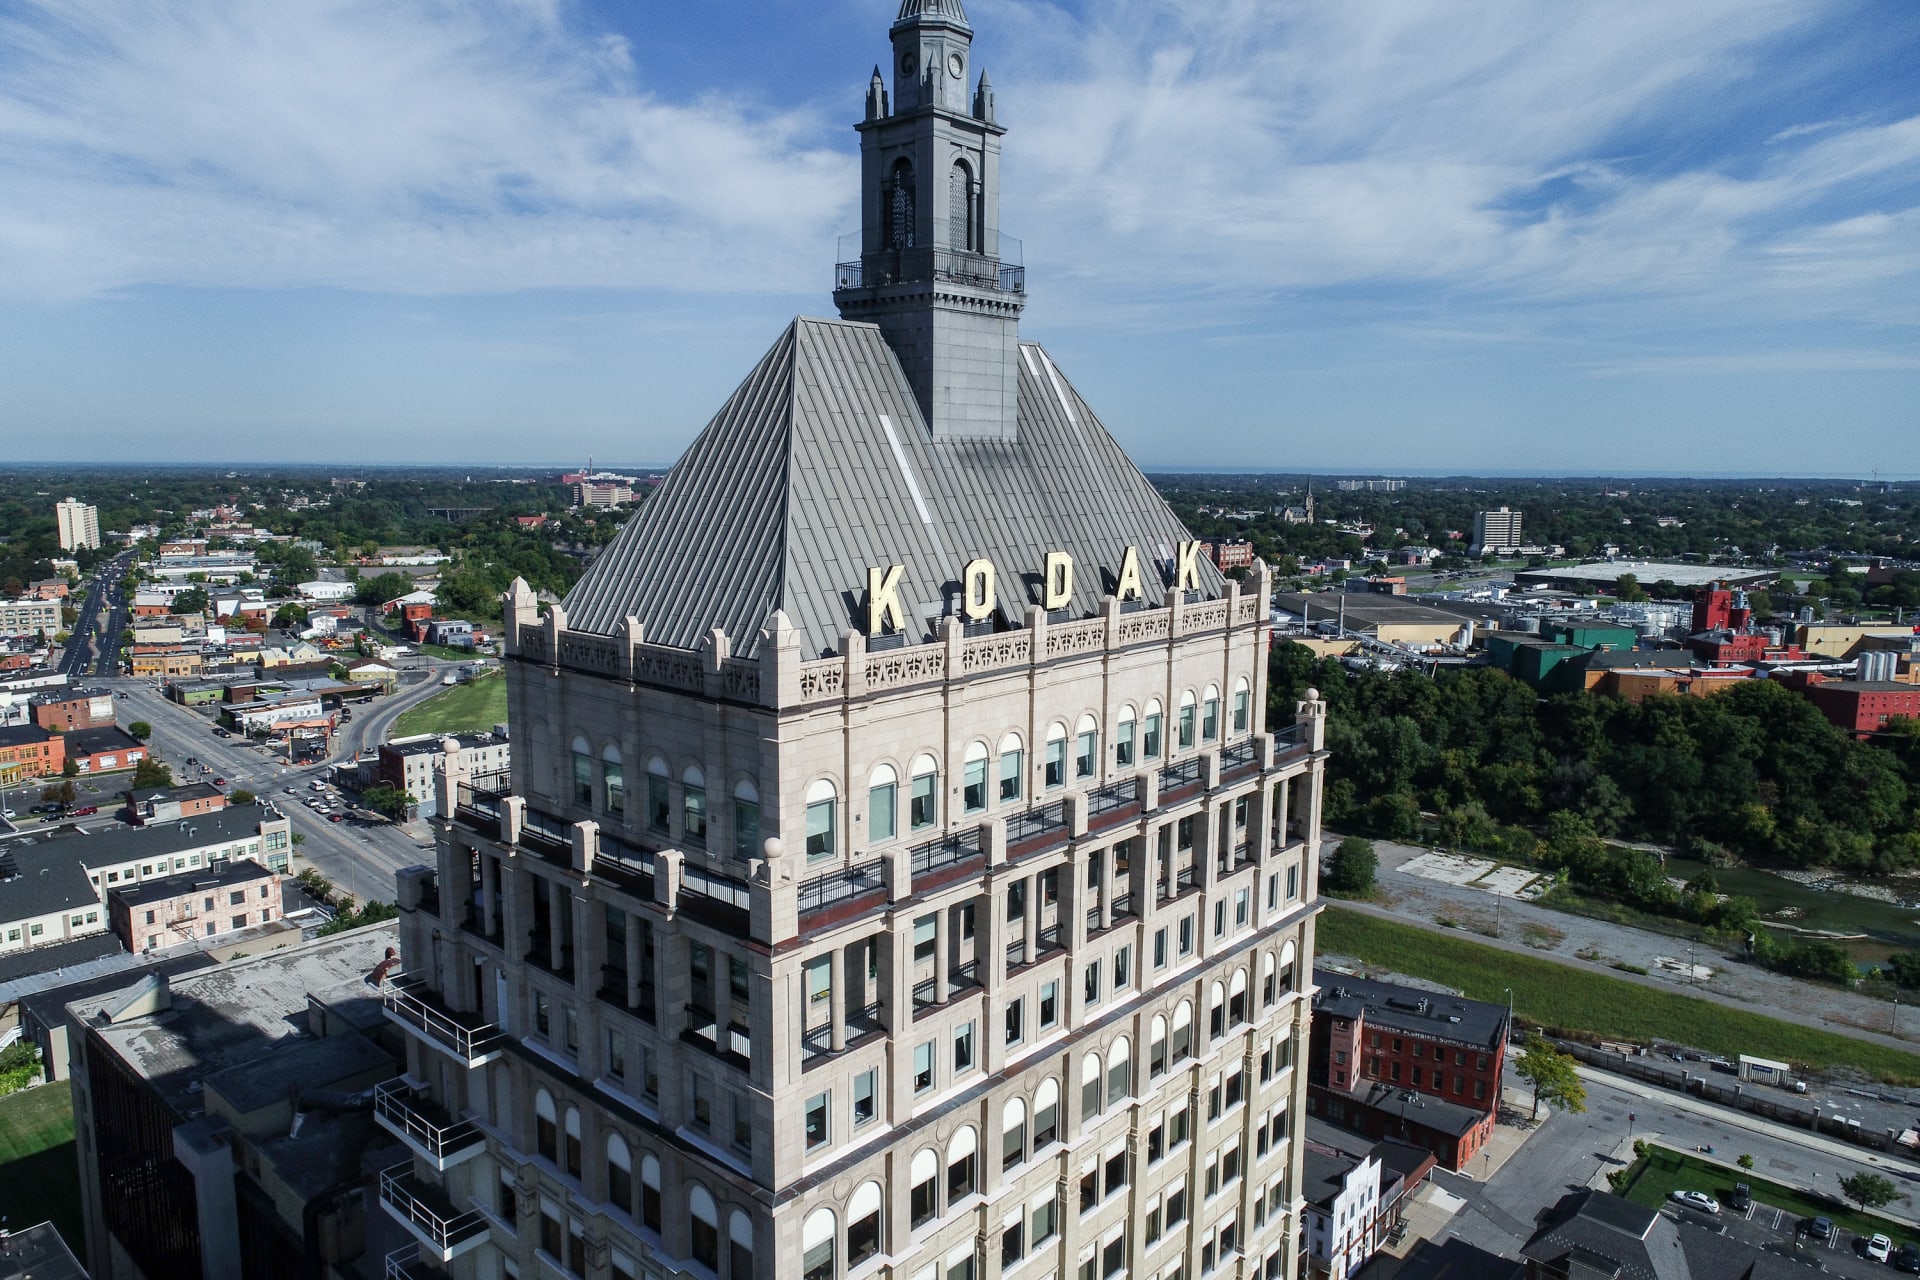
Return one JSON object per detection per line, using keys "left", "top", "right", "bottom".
{"left": 854, "top": 1069, "right": 878, "bottom": 1126}
{"left": 1040, "top": 980, "right": 1059, "bottom": 1029}
{"left": 999, "top": 750, "right": 1024, "bottom": 803}
{"left": 729, "top": 955, "right": 750, "bottom": 1003}
{"left": 734, "top": 1097, "right": 753, "bottom": 1153}
{"left": 229, "top": 890, "right": 245, "bottom": 905}
{"left": 914, "top": 914, "right": 937, "bottom": 962}
{"left": 911, "top": 770, "right": 938, "bottom": 830}
{"left": 607, "top": 1029, "right": 626, "bottom": 1079}
{"left": 964, "top": 758, "right": 988, "bottom": 813}
{"left": 1116, "top": 718, "right": 1136, "bottom": 767}
{"left": 690, "top": 1074, "right": 712, "bottom": 1130}
{"left": 869, "top": 780, "right": 897, "bottom": 842}
{"left": 1045, "top": 738, "right": 1067, "bottom": 789}
{"left": 535, "top": 991, "right": 551, "bottom": 1035}
{"left": 1084, "top": 959, "right": 1102, "bottom": 1008}
{"left": 805, "top": 796, "right": 836, "bottom": 862}
{"left": 1005, "top": 997, "right": 1025, "bottom": 1046}
{"left": 805, "top": 1091, "right": 830, "bottom": 1150}
{"left": 914, "top": 1041, "right": 936, "bottom": 1093}
{"left": 230, "top": 914, "right": 246, "bottom": 930}
{"left": 1153, "top": 927, "right": 1168, "bottom": 969}
{"left": 1115, "top": 945, "right": 1132, "bottom": 993}
{"left": 1076, "top": 729, "right": 1097, "bottom": 778}
{"left": 954, "top": 1020, "right": 976, "bottom": 1073}
{"left": 648, "top": 775, "right": 670, "bottom": 831}
{"left": 1178, "top": 915, "right": 1194, "bottom": 957}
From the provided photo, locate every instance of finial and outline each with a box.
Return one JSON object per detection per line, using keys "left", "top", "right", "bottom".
{"left": 867, "top": 65, "right": 889, "bottom": 121}
{"left": 973, "top": 68, "right": 994, "bottom": 123}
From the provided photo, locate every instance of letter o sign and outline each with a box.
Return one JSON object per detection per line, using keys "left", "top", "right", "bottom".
{"left": 962, "top": 558, "right": 997, "bottom": 621}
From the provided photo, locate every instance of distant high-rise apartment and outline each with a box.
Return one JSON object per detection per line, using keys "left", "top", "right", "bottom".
{"left": 56, "top": 497, "right": 100, "bottom": 551}
{"left": 379, "top": 6, "right": 1328, "bottom": 1280}
{"left": 1472, "top": 506, "right": 1523, "bottom": 556}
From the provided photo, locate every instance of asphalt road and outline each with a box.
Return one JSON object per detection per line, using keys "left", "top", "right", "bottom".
{"left": 57, "top": 550, "right": 133, "bottom": 677}
{"left": 111, "top": 671, "right": 459, "bottom": 904}
{"left": 1438, "top": 1067, "right": 1919, "bottom": 1274}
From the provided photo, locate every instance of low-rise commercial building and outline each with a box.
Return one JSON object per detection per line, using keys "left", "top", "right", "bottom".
{"left": 63, "top": 725, "right": 147, "bottom": 775}
{"left": 109, "top": 858, "right": 285, "bottom": 953}
{"left": 1798, "top": 677, "right": 1920, "bottom": 738}
{"left": 0, "top": 723, "right": 64, "bottom": 780}
{"left": 0, "top": 842, "right": 107, "bottom": 956}
{"left": 125, "top": 782, "right": 228, "bottom": 826}
{"left": 375, "top": 731, "right": 509, "bottom": 818}
{"left": 0, "top": 599, "right": 61, "bottom": 637}
{"left": 67, "top": 925, "right": 408, "bottom": 1280}
{"left": 31, "top": 686, "right": 116, "bottom": 731}
{"left": 1303, "top": 1146, "right": 1382, "bottom": 1279}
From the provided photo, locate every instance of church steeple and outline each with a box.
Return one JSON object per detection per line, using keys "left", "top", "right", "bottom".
{"left": 834, "top": 0, "right": 1025, "bottom": 441}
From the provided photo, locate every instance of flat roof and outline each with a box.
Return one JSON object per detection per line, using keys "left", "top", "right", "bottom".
{"left": 1514, "top": 561, "right": 1776, "bottom": 589}
{"left": 1274, "top": 592, "right": 1489, "bottom": 630}
{"left": 108, "top": 857, "right": 276, "bottom": 908}
{"left": 1810, "top": 680, "right": 1920, "bottom": 693}
{"left": 67, "top": 921, "right": 399, "bottom": 1117}
{"left": 27, "top": 805, "right": 273, "bottom": 867}
{"left": 1312, "top": 967, "right": 1508, "bottom": 1052}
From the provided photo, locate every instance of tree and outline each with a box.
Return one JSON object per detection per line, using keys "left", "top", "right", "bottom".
{"left": 127, "top": 720, "right": 152, "bottom": 741}
{"left": 362, "top": 783, "right": 416, "bottom": 821}
{"left": 229, "top": 789, "right": 256, "bottom": 805}
{"left": 1839, "top": 1171, "right": 1898, "bottom": 1212}
{"left": 272, "top": 603, "right": 309, "bottom": 629}
{"left": 1324, "top": 837, "right": 1379, "bottom": 896}
{"left": 40, "top": 780, "right": 75, "bottom": 806}
{"left": 354, "top": 571, "right": 414, "bottom": 607}
{"left": 1615, "top": 573, "right": 1647, "bottom": 602}
{"left": 1514, "top": 1035, "right": 1587, "bottom": 1119}
{"left": 131, "top": 757, "right": 174, "bottom": 789}
{"left": 170, "top": 585, "right": 209, "bottom": 616}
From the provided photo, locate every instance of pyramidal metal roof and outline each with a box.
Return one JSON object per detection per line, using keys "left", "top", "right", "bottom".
{"left": 563, "top": 316, "right": 1220, "bottom": 660}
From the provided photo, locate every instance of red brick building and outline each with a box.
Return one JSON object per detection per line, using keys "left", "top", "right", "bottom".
{"left": 0, "top": 724, "right": 65, "bottom": 780}
{"left": 32, "top": 688, "right": 115, "bottom": 732}
{"left": 1799, "top": 678, "right": 1920, "bottom": 738}
{"left": 1308, "top": 970, "right": 1509, "bottom": 1171}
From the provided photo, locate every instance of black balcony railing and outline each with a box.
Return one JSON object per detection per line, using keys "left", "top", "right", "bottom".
{"left": 1007, "top": 801, "right": 1067, "bottom": 848}
{"left": 1159, "top": 757, "right": 1204, "bottom": 793}
{"left": 798, "top": 859, "right": 886, "bottom": 916}
{"left": 911, "top": 828, "right": 983, "bottom": 877}
{"left": 1087, "top": 780, "right": 1139, "bottom": 822}
{"left": 1222, "top": 738, "right": 1260, "bottom": 770}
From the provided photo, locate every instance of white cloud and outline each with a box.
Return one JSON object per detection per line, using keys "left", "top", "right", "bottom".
{"left": 0, "top": 0, "right": 855, "bottom": 300}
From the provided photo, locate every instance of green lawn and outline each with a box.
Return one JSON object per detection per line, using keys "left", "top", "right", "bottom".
{"left": 1620, "top": 1144, "right": 1909, "bottom": 1240}
{"left": 0, "top": 1084, "right": 84, "bottom": 1254}
{"left": 1320, "top": 907, "right": 1920, "bottom": 1083}
{"left": 392, "top": 671, "right": 508, "bottom": 737}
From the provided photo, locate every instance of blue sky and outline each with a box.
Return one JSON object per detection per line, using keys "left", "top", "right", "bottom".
{"left": 1, "top": 0, "right": 1917, "bottom": 475}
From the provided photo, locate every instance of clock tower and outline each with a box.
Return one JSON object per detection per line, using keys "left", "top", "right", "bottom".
{"left": 834, "top": 0, "right": 1026, "bottom": 441}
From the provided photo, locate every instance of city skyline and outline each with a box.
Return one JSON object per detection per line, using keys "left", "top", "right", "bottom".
{"left": 1, "top": 0, "right": 1917, "bottom": 472}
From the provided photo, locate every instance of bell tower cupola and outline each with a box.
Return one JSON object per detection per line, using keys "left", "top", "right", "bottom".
{"left": 834, "top": 0, "right": 1026, "bottom": 441}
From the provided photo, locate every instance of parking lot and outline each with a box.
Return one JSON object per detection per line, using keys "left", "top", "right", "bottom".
{"left": 1663, "top": 1186, "right": 1914, "bottom": 1275}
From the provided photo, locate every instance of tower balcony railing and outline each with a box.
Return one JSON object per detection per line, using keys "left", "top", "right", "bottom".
{"left": 384, "top": 1248, "right": 451, "bottom": 1280}
{"left": 378, "top": 1164, "right": 490, "bottom": 1263}
{"left": 374, "top": 1077, "right": 486, "bottom": 1171}
{"left": 835, "top": 235, "right": 1026, "bottom": 296}
{"left": 383, "top": 977, "right": 506, "bottom": 1067}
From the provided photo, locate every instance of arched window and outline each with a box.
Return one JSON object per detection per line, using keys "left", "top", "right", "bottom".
{"left": 910, "top": 1148, "right": 940, "bottom": 1227}
{"left": 947, "top": 1126, "right": 977, "bottom": 1200}
{"left": 909, "top": 753, "right": 939, "bottom": 831}
{"left": 1262, "top": 951, "right": 1278, "bottom": 1007}
{"left": 869, "top": 763, "right": 898, "bottom": 843}
{"left": 646, "top": 755, "right": 670, "bottom": 832}
{"left": 1107, "top": 1036, "right": 1131, "bottom": 1106}
{"left": 848, "top": 1180, "right": 883, "bottom": 1267}
{"left": 601, "top": 744, "right": 625, "bottom": 816}
{"left": 1044, "top": 723, "right": 1069, "bottom": 790}
{"left": 962, "top": 741, "right": 990, "bottom": 814}
{"left": 534, "top": 1089, "right": 557, "bottom": 1161}
{"left": 1150, "top": 1014, "right": 1169, "bottom": 1076}
{"left": 1208, "top": 981, "right": 1226, "bottom": 1040}
{"left": 682, "top": 765, "right": 707, "bottom": 846}
{"left": 1033, "top": 1078, "right": 1060, "bottom": 1149}
{"left": 606, "top": 1133, "right": 633, "bottom": 1213}
{"left": 563, "top": 1105, "right": 582, "bottom": 1177}
{"left": 803, "top": 1205, "right": 837, "bottom": 1280}
{"left": 1171, "top": 1000, "right": 1193, "bottom": 1062}
{"left": 729, "top": 1209, "right": 754, "bottom": 1279}
{"left": 1143, "top": 699, "right": 1164, "bottom": 759}
{"left": 1002, "top": 1097, "right": 1027, "bottom": 1171}
{"left": 691, "top": 1186, "right": 720, "bottom": 1271}
{"left": 1178, "top": 690, "right": 1197, "bottom": 750}
{"left": 1233, "top": 676, "right": 1252, "bottom": 734}
{"left": 1229, "top": 968, "right": 1249, "bottom": 1025}
{"left": 1081, "top": 1051, "right": 1103, "bottom": 1119}
{"left": 571, "top": 734, "right": 593, "bottom": 804}
{"left": 640, "top": 1154, "right": 662, "bottom": 1232}
{"left": 887, "top": 158, "right": 916, "bottom": 251}
{"left": 1116, "top": 706, "right": 1138, "bottom": 767}
{"left": 1202, "top": 684, "right": 1221, "bottom": 742}
{"left": 1280, "top": 938, "right": 1298, "bottom": 993}
{"left": 805, "top": 779, "right": 837, "bottom": 862}
{"left": 949, "top": 159, "right": 975, "bottom": 252}
{"left": 1075, "top": 713, "right": 1098, "bottom": 780}
{"left": 733, "top": 777, "right": 760, "bottom": 861}
{"left": 997, "top": 732, "right": 1024, "bottom": 804}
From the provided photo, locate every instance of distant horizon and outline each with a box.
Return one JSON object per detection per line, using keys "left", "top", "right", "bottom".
{"left": 1, "top": 460, "right": 1914, "bottom": 485}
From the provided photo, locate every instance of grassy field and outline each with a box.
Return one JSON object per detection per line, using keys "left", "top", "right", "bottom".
{"left": 1319, "top": 907, "right": 1920, "bottom": 1083}
{"left": 0, "top": 1084, "right": 84, "bottom": 1253}
{"left": 392, "top": 671, "right": 508, "bottom": 737}
{"left": 1620, "top": 1144, "right": 1908, "bottom": 1240}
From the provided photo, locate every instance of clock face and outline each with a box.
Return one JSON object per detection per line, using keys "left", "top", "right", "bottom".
{"left": 949, "top": 52, "right": 965, "bottom": 79}
{"left": 900, "top": 51, "right": 916, "bottom": 76}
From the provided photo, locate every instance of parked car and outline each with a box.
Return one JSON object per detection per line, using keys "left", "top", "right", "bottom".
{"left": 328, "top": 813, "right": 344, "bottom": 822}
{"left": 1728, "top": 1183, "right": 1751, "bottom": 1213}
{"left": 1670, "top": 1190, "right": 1720, "bottom": 1215}
{"left": 69, "top": 805, "right": 97, "bottom": 816}
{"left": 212, "top": 777, "right": 226, "bottom": 787}
{"left": 1808, "top": 1216, "right": 1835, "bottom": 1242}
{"left": 1869, "top": 1236, "right": 1895, "bottom": 1264}
{"left": 1891, "top": 1242, "right": 1920, "bottom": 1273}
